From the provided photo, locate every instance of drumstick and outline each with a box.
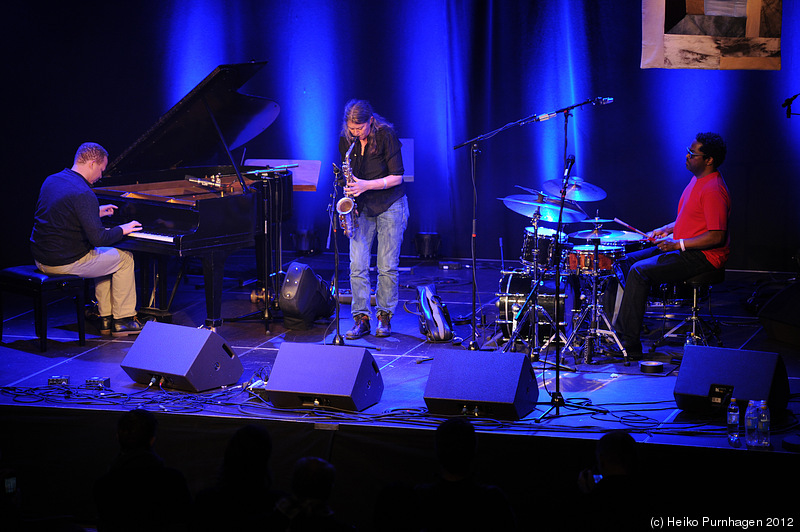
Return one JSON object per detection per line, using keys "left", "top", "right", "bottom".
{"left": 614, "top": 217, "right": 656, "bottom": 242}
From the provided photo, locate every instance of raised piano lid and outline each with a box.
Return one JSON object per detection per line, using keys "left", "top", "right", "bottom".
{"left": 104, "top": 61, "right": 279, "bottom": 180}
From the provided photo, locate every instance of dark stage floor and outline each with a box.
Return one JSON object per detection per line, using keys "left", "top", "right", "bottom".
{"left": 2, "top": 250, "right": 799, "bottom": 529}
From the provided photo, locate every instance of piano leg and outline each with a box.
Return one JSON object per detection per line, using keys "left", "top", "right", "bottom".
{"left": 136, "top": 254, "right": 174, "bottom": 323}
{"left": 201, "top": 250, "right": 232, "bottom": 329}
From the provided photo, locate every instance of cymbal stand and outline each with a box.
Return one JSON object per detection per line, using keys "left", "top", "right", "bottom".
{"left": 562, "top": 236, "right": 629, "bottom": 365}
{"left": 501, "top": 217, "right": 574, "bottom": 372}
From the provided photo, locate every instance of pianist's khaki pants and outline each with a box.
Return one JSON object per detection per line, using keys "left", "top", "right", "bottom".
{"left": 36, "top": 247, "right": 137, "bottom": 319}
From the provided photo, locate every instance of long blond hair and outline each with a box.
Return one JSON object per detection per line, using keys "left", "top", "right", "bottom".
{"left": 340, "top": 99, "right": 394, "bottom": 154}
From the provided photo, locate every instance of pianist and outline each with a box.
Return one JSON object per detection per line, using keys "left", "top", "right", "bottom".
{"left": 30, "top": 142, "right": 144, "bottom": 336}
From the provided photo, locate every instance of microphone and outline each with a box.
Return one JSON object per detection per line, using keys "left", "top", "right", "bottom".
{"left": 535, "top": 112, "right": 559, "bottom": 122}
{"left": 332, "top": 163, "right": 345, "bottom": 186}
{"left": 782, "top": 94, "right": 798, "bottom": 118}
{"left": 593, "top": 97, "right": 614, "bottom": 105}
{"left": 563, "top": 155, "right": 576, "bottom": 179}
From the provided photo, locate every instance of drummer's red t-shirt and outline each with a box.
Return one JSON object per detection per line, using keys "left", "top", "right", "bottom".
{"left": 673, "top": 171, "right": 730, "bottom": 269}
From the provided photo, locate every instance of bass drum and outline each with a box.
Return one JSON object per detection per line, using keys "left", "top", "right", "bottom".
{"left": 496, "top": 271, "right": 580, "bottom": 343}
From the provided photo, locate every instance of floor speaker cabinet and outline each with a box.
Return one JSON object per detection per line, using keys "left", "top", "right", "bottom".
{"left": 121, "top": 321, "right": 243, "bottom": 392}
{"left": 264, "top": 343, "right": 384, "bottom": 411}
{"left": 423, "top": 351, "right": 539, "bottom": 421}
{"left": 278, "top": 262, "right": 335, "bottom": 330}
{"left": 674, "top": 345, "right": 790, "bottom": 413}
{"left": 758, "top": 281, "right": 800, "bottom": 347}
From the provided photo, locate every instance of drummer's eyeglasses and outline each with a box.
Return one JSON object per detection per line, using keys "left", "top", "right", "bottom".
{"left": 686, "top": 147, "right": 706, "bottom": 158}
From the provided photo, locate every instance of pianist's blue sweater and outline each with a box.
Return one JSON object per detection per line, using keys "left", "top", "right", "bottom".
{"left": 30, "top": 168, "right": 124, "bottom": 266}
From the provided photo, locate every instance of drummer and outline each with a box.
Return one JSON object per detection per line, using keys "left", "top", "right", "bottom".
{"left": 613, "top": 132, "right": 730, "bottom": 359}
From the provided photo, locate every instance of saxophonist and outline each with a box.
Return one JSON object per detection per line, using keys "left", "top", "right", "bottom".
{"left": 338, "top": 99, "right": 408, "bottom": 339}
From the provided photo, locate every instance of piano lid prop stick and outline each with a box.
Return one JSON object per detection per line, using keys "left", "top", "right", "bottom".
{"left": 613, "top": 217, "right": 656, "bottom": 242}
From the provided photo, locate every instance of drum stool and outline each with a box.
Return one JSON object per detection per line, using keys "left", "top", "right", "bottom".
{"left": 650, "top": 268, "right": 724, "bottom": 351}
{"left": 0, "top": 265, "right": 86, "bottom": 351}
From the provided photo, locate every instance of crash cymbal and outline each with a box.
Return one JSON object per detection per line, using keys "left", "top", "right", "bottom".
{"left": 514, "top": 185, "right": 555, "bottom": 198}
{"left": 500, "top": 194, "right": 587, "bottom": 223}
{"left": 542, "top": 176, "right": 607, "bottom": 202}
{"left": 568, "top": 228, "right": 632, "bottom": 242}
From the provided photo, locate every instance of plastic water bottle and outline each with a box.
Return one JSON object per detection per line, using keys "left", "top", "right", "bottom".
{"left": 744, "top": 400, "right": 758, "bottom": 447}
{"left": 726, "top": 398, "right": 740, "bottom": 446}
{"left": 757, "top": 400, "right": 771, "bottom": 448}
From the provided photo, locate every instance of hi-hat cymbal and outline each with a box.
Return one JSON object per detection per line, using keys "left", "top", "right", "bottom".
{"left": 607, "top": 230, "right": 645, "bottom": 242}
{"left": 568, "top": 228, "right": 632, "bottom": 242}
{"left": 542, "top": 176, "right": 607, "bottom": 202}
{"left": 500, "top": 194, "right": 587, "bottom": 223}
{"left": 579, "top": 216, "right": 614, "bottom": 224}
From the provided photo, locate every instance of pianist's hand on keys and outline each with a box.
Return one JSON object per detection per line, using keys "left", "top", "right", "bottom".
{"left": 120, "top": 220, "right": 142, "bottom": 235}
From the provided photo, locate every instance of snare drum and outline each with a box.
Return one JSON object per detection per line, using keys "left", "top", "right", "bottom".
{"left": 566, "top": 245, "right": 625, "bottom": 275}
{"left": 520, "top": 226, "right": 569, "bottom": 269}
{"left": 496, "top": 270, "right": 580, "bottom": 342}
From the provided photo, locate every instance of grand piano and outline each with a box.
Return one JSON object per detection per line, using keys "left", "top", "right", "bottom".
{"left": 95, "top": 61, "right": 291, "bottom": 329}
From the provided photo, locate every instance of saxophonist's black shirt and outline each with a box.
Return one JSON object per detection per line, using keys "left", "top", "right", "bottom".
{"left": 339, "top": 126, "right": 405, "bottom": 217}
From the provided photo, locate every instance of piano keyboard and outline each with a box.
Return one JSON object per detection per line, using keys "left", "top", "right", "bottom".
{"left": 128, "top": 231, "right": 175, "bottom": 243}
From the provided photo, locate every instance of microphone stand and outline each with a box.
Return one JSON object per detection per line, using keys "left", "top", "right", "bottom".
{"left": 537, "top": 102, "right": 611, "bottom": 422}
{"left": 329, "top": 164, "right": 346, "bottom": 346}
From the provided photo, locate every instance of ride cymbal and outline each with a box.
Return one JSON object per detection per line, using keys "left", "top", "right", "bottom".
{"left": 500, "top": 194, "right": 587, "bottom": 223}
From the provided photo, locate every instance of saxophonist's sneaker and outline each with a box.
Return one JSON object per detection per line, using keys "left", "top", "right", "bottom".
{"left": 376, "top": 311, "right": 392, "bottom": 337}
{"left": 346, "top": 314, "right": 370, "bottom": 340}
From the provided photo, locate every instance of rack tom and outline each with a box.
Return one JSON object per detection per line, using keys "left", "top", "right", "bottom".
{"left": 520, "top": 226, "right": 569, "bottom": 269}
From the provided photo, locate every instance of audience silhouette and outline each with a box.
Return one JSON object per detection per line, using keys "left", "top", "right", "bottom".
{"left": 190, "top": 423, "right": 284, "bottom": 531}
{"left": 271, "top": 456, "right": 356, "bottom": 531}
{"left": 93, "top": 409, "right": 191, "bottom": 532}
{"left": 576, "top": 430, "right": 645, "bottom": 529}
{"left": 414, "top": 418, "right": 517, "bottom": 532}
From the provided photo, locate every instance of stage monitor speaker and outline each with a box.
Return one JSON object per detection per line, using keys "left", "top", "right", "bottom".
{"left": 674, "top": 345, "right": 789, "bottom": 413}
{"left": 264, "top": 343, "right": 383, "bottom": 411}
{"left": 758, "top": 281, "right": 800, "bottom": 347}
{"left": 278, "top": 262, "right": 335, "bottom": 330}
{"left": 423, "top": 351, "right": 539, "bottom": 420}
{"left": 121, "top": 321, "right": 243, "bottom": 392}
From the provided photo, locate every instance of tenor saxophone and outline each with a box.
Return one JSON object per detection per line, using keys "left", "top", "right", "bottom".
{"left": 336, "top": 138, "right": 359, "bottom": 238}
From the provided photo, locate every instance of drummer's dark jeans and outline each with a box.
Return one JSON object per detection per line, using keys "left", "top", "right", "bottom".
{"left": 613, "top": 246, "right": 716, "bottom": 345}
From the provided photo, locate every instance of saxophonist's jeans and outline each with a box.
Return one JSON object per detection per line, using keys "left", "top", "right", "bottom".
{"left": 349, "top": 196, "right": 409, "bottom": 318}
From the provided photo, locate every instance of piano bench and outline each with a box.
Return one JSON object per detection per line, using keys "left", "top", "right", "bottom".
{"left": 0, "top": 265, "right": 86, "bottom": 352}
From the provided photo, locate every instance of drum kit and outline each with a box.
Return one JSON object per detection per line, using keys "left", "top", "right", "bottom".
{"left": 496, "top": 176, "right": 642, "bottom": 364}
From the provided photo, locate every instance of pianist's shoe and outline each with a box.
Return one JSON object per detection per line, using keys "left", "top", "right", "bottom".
{"left": 112, "top": 316, "right": 143, "bottom": 337}
{"left": 345, "top": 314, "right": 370, "bottom": 340}
{"left": 99, "top": 316, "right": 113, "bottom": 336}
